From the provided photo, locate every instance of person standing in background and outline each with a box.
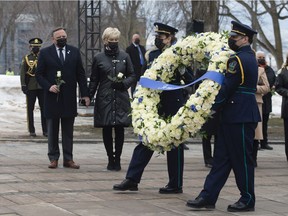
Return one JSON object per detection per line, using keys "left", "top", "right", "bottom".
{"left": 126, "top": 34, "right": 146, "bottom": 97}
{"left": 275, "top": 54, "right": 288, "bottom": 161}
{"left": 256, "top": 51, "right": 276, "bottom": 150}
{"left": 36, "top": 27, "right": 90, "bottom": 169}
{"left": 6, "top": 68, "right": 14, "bottom": 76}
{"left": 89, "top": 27, "right": 136, "bottom": 171}
{"left": 200, "top": 112, "right": 219, "bottom": 168}
{"left": 252, "top": 67, "right": 270, "bottom": 167}
{"left": 20, "top": 38, "right": 47, "bottom": 137}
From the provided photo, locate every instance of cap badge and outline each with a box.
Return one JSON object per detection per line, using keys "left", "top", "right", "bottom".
{"left": 154, "top": 25, "right": 159, "bottom": 32}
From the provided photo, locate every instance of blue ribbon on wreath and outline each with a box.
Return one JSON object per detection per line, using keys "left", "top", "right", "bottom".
{"left": 139, "top": 71, "right": 224, "bottom": 91}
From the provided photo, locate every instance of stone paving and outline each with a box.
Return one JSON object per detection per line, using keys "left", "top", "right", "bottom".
{"left": 0, "top": 110, "right": 288, "bottom": 215}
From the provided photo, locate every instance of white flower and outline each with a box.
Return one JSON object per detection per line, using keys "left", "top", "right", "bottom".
{"left": 131, "top": 32, "right": 234, "bottom": 153}
{"left": 117, "top": 72, "right": 124, "bottom": 79}
{"left": 57, "top": 71, "right": 61, "bottom": 78}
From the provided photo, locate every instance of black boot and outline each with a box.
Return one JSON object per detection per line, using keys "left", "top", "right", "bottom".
{"left": 103, "top": 127, "right": 115, "bottom": 170}
{"left": 114, "top": 126, "right": 124, "bottom": 171}
{"left": 107, "top": 156, "right": 115, "bottom": 170}
{"left": 114, "top": 157, "right": 121, "bottom": 171}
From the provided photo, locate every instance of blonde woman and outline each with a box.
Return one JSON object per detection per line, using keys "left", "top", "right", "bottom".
{"left": 89, "top": 27, "right": 136, "bottom": 171}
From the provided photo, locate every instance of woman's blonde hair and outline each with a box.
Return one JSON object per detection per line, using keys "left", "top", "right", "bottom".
{"left": 102, "top": 27, "right": 121, "bottom": 43}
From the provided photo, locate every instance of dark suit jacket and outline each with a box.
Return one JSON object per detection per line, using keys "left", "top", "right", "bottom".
{"left": 126, "top": 43, "right": 146, "bottom": 80}
{"left": 36, "top": 44, "right": 89, "bottom": 118}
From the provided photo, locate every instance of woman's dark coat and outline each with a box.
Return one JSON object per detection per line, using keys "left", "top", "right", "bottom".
{"left": 89, "top": 50, "right": 136, "bottom": 127}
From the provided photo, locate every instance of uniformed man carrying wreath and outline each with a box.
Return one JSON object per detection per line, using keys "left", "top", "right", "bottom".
{"left": 186, "top": 21, "right": 260, "bottom": 212}
{"left": 20, "top": 38, "right": 47, "bottom": 137}
{"left": 113, "top": 23, "right": 194, "bottom": 194}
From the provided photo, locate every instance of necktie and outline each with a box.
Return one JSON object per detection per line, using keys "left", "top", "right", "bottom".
{"left": 137, "top": 46, "right": 144, "bottom": 65}
{"left": 59, "top": 48, "right": 64, "bottom": 65}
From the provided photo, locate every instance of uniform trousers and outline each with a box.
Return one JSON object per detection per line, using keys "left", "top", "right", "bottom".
{"left": 26, "top": 89, "right": 46, "bottom": 134}
{"left": 199, "top": 122, "right": 257, "bottom": 206}
{"left": 126, "top": 142, "right": 184, "bottom": 188}
{"left": 46, "top": 117, "right": 75, "bottom": 162}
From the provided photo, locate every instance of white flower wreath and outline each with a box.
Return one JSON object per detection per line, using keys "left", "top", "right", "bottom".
{"left": 132, "top": 32, "right": 234, "bottom": 153}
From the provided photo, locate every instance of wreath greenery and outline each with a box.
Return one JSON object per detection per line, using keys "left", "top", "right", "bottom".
{"left": 131, "top": 32, "right": 233, "bottom": 153}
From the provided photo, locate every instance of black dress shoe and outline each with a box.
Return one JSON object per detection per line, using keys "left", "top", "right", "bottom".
{"left": 261, "top": 144, "right": 273, "bottom": 150}
{"left": 159, "top": 185, "right": 183, "bottom": 194}
{"left": 113, "top": 179, "right": 138, "bottom": 191}
{"left": 227, "top": 201, "right": 255, "bottom": 212}
{"left": 186, "top": 197, "right": 215, "bottom": 210}
{"left": 43, "top": 132, "right": 48, "bottom": 137}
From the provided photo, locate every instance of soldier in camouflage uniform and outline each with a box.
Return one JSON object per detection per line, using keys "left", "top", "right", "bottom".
{"left": 20, "top": 38, "right": 47, "bottom": 137}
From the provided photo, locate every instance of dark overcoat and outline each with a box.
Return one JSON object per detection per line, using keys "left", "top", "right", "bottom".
{"left": 36, "top": 44, "right": 89, "bottom": 118}
{"left": 89, "top": 50, "right": 136, "bottom": 127}
{"left": 275, "top": 67, "right": 288, "bottom": 118}
{"left": 126, "top": 43, "right": 146, "bottom": 80}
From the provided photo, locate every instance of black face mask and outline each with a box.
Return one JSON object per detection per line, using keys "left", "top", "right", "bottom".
{"left": 228, "top": 38, "right": 239, "bottom": 51}
{"left": 155, "top": 38, "right": 165, "bottom": 50}
{"left": 258, "top": 59, "right": 266, "bottom": 65}
{"left": 56, "top": 38, "right": 67, "bottom": 48}
{"left": 108, "top": 42, "right": 118, "bottom": 51}
{"left": 104, "top": 42, "right": 119, "bottom": 56}
{"left": 32, "top": 47, "right": 40, "bottom": 54}
{"left": 134, "top": 38, "right": 140, "bottom": 45}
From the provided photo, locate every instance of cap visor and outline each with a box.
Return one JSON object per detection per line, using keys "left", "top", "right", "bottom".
{"left": 229, "top": 32, "right": 238, "bottom": 36}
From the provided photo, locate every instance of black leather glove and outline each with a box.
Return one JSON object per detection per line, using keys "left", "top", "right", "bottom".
{"left": 111, "top": 82, "right": 125, "bottom": 91}
{"left": 21, "top": 86, "right": 28, "bottom": 95}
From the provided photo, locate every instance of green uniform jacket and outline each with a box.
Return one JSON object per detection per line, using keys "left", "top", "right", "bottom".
{"left": 20, "top": 52, "right": 42, "bottom": 90}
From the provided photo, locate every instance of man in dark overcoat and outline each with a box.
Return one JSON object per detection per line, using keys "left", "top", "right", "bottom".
{"left": 126, "top": 34, "right": 146, "bottom": 96}
{"left": 36, "top": 27, "right": 90, "bottom": 169}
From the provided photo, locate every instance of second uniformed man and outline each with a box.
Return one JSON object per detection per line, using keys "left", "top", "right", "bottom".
{"left": 20, "top": 38, "right": 47, "bottom": 137}
{"left": 113, "top": 22, "right": 194, "bottom": 194}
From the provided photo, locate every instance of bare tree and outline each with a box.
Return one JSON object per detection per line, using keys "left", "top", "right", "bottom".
{"left": 220, "top": 0, "right": 288, "bottom": 68}
{"left": 32, "top": 1, "right": 78, "bottom": 44}
{"left": 178, "top": 1, "right": 219, "bottom": 33}
{"left": 0, "top": 1, "right": 28, "bottom": 71}
{"left": 103, "top": 0, "right": 144, "bottom": 48}
{"left": 1, "top": 1, "right": 79, "bottom": 73}
{"left": 102, "top": 0, "right": 186, "bottom": 49}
